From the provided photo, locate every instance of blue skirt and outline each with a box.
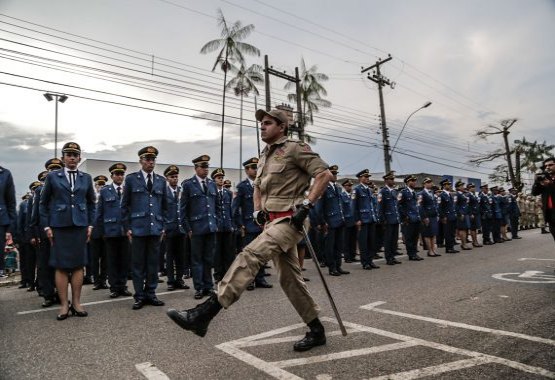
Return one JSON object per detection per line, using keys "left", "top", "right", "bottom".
{"left": 422, "top": 216, "right": 439, "bottom": 237}
{"left": 49, "top": 227, "right": 88, "bottom": 270}
{"left": 457, "top": 215, "right": 471, "bottom": 230}
{"left": 470, "top": 214, "right": 481, "bottom": 230}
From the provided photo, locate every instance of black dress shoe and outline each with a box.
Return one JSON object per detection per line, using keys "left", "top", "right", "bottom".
{"left": 409, "top": 256, "right": 424, "bottom": 261}
{"left": 18, "top": 283, "right": 28, "bottom": 289}
{"left": 27, "top": 286, "right": 36, "bottom": 292}
{"left": 132, "top": 300, "right": 145, "bottom": 310}
{"left": 386, "top": 261, "right": 396, "bottom": 265}
{"left": 344, "top": 259, "right": 354, "bottom": 263}
{"left": 83, "top": 277, "right": 93, "bottom": 285}
{"left": 329, "top": 271, "right": 341, "bottom": 276}
{"left": 302, "top": 277, "right": 310, "bottom": 282}
{"left": 119, "top": 289, "right": 132, "bottom": 297}
{"left": 513, "top": 236, "right": 522, "bottom": 239}
{"left": 194, "top": 290, "right": 204, "bottom": 299}
{"left": 148, "top": 297, "right": 165, "bottom": 306}
{"left": 166, "top": 292, "right": 222, "bottom": 337}
{"left": 176, "top": 282, "right": 190, "bottom": 290}
{"left": 370, "top": 262, "right": 380, "bottom": 269}
{"left": 337, "top": 268, "right": 350, "bottom": 275}
{"left": 93, "top": 282, "right": 108, "bottom": 290}
{"left": 319, "top": 262, "right": 327, "bottom": 268}
{"left": 42, "top": 298, "right": 55, "bottom": 308}
{"left": 362, "top": 264, "right": 372, "bottom": 270}
{"left": 391, "top": 259, "right": 402, "bottom": 264}
{"left": 69, "top": 305, "right": 88, "bottom": 317}
{"left": 446, "top": 249, "right": 459, "bottom": 253}
{"left": 255, "top": 281, "right": 273, "bottom": 288}
{"left": 167, "top": 284, "right": 176, "bottom": 291}
{"left": 109, "top": 291, "right": 120, "bottom": 298}
{"left": 293, "top": 318, "right": 326, "bottom": 352}
{"left": 483, "top": 241, "right": 493, "bottom": 245}
{"left": 246, "top": 282, "right": 255, "bottom": 291}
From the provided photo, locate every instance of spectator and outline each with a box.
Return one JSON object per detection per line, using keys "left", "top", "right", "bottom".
{"left": 531, "top": 157, "right": 555, "bottom": 242}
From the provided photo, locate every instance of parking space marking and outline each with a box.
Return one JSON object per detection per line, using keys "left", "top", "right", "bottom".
{"left": 360, "top": 302, "right": 555, "bottom": 346}
{"left": 135, "top": 362, "right": 170, "bottom": 380}
{"left": 16, "top": 289, "right": 187, "bottom": 315}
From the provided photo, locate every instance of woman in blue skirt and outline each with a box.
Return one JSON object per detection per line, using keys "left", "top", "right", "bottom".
{"left": 418, "top": 178, "right": 441, "bottom": 257}
{"left": 39, "top": 142, "right": 96, "bottom": 320}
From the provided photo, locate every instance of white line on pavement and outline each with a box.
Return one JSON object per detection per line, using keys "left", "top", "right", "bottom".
{"left": 135, "top": 362, "right": 170, "bottom": 380}
{"left": 518, "top": 258, "right": 555, "bottom": 261}
{"left": 16, "top": 290, "right": 187, "bottom": 315}
{"left": 360, "top": 302, "right": 555, "bottom": 346}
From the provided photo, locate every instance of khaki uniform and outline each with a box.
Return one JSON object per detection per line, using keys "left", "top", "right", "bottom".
{"left": 218, "top": 136, "right": 328, "bottom": 323}
{"left": 536, "top": 196, "right": 545, "bottom": 228}
{"left": 517, "top": 195, "right": 526, "bottom": 229}
{"left": 525, "top": 198, "right": 534, "bottom": 228}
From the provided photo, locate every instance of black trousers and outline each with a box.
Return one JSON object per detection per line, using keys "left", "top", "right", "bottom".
{"left": 91, "top": 237, "right": 107, "bottom": 284}
{"left": 105, "top": 236, "right": 130, "bottom": 292}
{"left": 375, "top": 223, "right": 385, "bottom": 251}
{"left": 343, "top": 225, "right": 357, "bottom": 261}
{"left": 131, "top": 236, "right": 161, "bottom": 301}
{"left": 308, "top": 227, "right": 324, "bottom": 263}
{"left": 482, "top": 217, "right": 493, "bottom": 243}
{"left": 37, "top": 238, "right": 55, "bottom": 299}
{"left": 324, "top": 226, "right": 344, "bottom": 272}
{"left": 443, "top": 219, "right": 456, "bottom": 250}
{"left": 166, "top": 234, "right": 185, "bottom": 285}
{"left": 492, "top": 218, "right": 502, "bottom": 242}
{"left": 214, "top": 231, "right": 235, "bottom": 282}
{"left": 190, "top": 233, "right": 216, "bottom": 291}
{"left": 159, "top": 239, "right": 166, "bottom": 274}
{"left": 358, "top": 223, "right": 376, "bottom": 266}
{"left": 510, "top": 216, "right": 520, "bottom": 238}
{"left": 404, "top": 222, "right": 421, "bottom": 257}
{"left": 25, "top": 242, "right": 37, "bottom": 286}
{"left": 384, "top": 223, "right": 399, "bottom": 262}
{"left": 18, "top": 241, "right": 30, "bottom": 284}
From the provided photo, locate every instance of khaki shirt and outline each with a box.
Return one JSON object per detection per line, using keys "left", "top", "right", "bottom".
{"left": 255, "top": 136, "right": 328, "bottom": 212}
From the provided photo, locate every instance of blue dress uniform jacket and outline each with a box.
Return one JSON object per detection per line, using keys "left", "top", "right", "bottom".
{"left": 439, "top": 191, "right": 457, "bottom": 221}
{"left": 352, "top": 184, "right": 378, "bottom": 224}
{"left": 398, "top": 188, "right": 421, "bottom": 223}
{"left": 454, "top": 191, "right": 469, "bottom": 218}
{"left": 492, "top": 195, "right": 503, "bottom": 219}
{"left": 316, "top": 183, "right": 345, "bottom": 229}
{"left": 16, "top": 199, "right": 29, "bottom": 243}
{"left": 232, "top": 179, "right": 262, "bottom": 234}
{"left": 216, "top": 188, "right": 234, "bottom": 232}
{"left": 180, "top": 176, "right": 218, "bottom": 235}
{"left": 95, "top": 185, "right": 125, "bottom": 238}
{"left": 479, "top": 192, "right": 493, "bottom": 219}
{"left": 378, "top": 186, "right": 401, "bottom": 224}
{"left": 0, "top": 167, "right": 16, "bottom": 232}
{"left": 164, "top": 186, "right": 184, "bottom": 237}
{"left": 418, "top": 189, "right": 438, "bottom": 219}
{"left": 39, "top": 170, "right": 96, "bottom": 228}
{"left": 508, "top": 194, "right": 520, "bottom": 217}
{"left": 468, "top": 192, "right": 480, "bottom": 216}
{"left": 121, "top": 171, "right": 168, "bottom": 237}
{"left": 340, "top": 190, "right": 355, "bottom": 228}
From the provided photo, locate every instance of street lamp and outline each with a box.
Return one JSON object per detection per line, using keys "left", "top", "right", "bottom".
{"left": 390, "top": 101, "right": 432, "bottom": 160}
{"left": 43, "top": 93, "right": 68, "bottom": 156}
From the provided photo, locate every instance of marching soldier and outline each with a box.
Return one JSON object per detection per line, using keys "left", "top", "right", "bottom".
{"left": 0, "top": 164, "right": 16, "bottom": 279}
{"left": 180, "top": 155, "right": 219, "bottom": 299}
{"left": 352, "top": 169, "right": 380, "bottom": 269}
{"left": 418, "top": 178, "right": 441, "bottom": 256}
{"left": 478, "top": 184, "right": 494, "bottom": 245}
{"left": 454, "top": 181, "right": 472, "bottom": 250}
{"left": 95, "top": 163, "right": 132, "bottom": 298}
{"left": 121, "top": 146, "right": 168, "bottom": 310}
{"left": 163, "top": 165, "right": 189, "bottom": 291}
{"left": 340, "top": 179, "right": 358, "bottom": 264}
{"left": 508, "top": 188, "right": 522, "bottom": 239}
{"left": 316, "top": 165, "right": 349, "bottom": 276}
{"left": 398, "top": 175, "right": 424, "bottom": 261}
{"left": 439, "top": 179, "right": 458, "bottom": 253}
{"left": 378, "top": 172, "right": 402, "bottom": 265}
{"left": 91, "top": 175, "right": 109, "bottom": 290}
{"left": 232, "top": 157, "right": 271, "bottom": 290}
{"left": 167, "top": 108, "right": 334, "bottom": 352}
{"left": 466, "top": 184, "right": 482, "bottom": 247}
{"left": 212, "top": 168, "right": 235, "bottom": 283}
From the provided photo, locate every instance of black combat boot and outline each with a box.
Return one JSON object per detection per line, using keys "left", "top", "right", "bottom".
{"left": 293, "top": 318, "right": 326, "bottom": 352}
{"left": 166, "top": 292, "right": 222, "bottom": 337}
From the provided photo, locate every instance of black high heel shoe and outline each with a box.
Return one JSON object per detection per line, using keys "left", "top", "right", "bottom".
{"left": 57, "top": 302, "right": 71, "bottom": 321}
{"left": 70, "top": 305, "right": 88, "bottom": 317}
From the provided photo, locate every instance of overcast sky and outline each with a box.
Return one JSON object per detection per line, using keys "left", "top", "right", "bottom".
{"left": 1, "top": 0, "right": 554, "bottom": 197}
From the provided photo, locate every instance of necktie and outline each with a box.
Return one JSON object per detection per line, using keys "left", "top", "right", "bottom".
{"left": 68, "top": 170, "right": 77, "bottom": 189}
{"left": 173, "top": 190, "right": 177, "bottom": 199}
{"left": 201, "top": 180, "right": 207, "bottom": 194}
{"left": 117, "top": 186, "right": 122, "bottom": 199}
{"left": 147, "top": 173, "right": 153, "bottom": 193}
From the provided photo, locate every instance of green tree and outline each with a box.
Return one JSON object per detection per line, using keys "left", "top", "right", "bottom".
{"left": 200, "top": 9, "right": 260, "bottom": 167}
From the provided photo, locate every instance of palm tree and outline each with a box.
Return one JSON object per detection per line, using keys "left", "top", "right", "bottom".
{"left": 285, "top": 58, "right": 331, "bottom": 133}
{"left": 225, "top": 63, "right": 263, "bottom": 180}
{"left": 200, "top": 9, "right": 260, "bottom": 167}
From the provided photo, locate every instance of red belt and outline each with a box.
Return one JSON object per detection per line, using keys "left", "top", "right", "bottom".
{"left": 268, "top": 210, "right": 294, "bottom": 222}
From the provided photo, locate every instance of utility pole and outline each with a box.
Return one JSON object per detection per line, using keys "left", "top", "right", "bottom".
{"left": 263, "top": 55, "right": 305, "bottom": 141}
{"left": 361, "top": 55, "right": 394, "bottom": 174}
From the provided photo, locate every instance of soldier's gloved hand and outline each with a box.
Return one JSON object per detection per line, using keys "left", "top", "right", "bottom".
{"left": 291, "top": 205, "right": 310, "bottom": 231}
{"left": 253, "top": 210, "right": 268, "bottom": 226}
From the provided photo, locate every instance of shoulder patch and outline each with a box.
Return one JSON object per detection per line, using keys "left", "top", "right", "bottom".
{"left": 377, "top": 193, "right": 383, "bottom": 202}
{"left": 297, "top": 141, "right": 312, "bottom": 152}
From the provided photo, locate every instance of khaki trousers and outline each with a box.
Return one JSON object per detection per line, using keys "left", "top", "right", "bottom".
{"left": 217, "top": 218, "right": 320, "bottom": 323}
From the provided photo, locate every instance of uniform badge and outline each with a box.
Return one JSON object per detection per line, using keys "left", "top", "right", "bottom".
{"left": 397, "top": 193, "right": 403, "bottom": 201}
{"left": 453, "top": 197, "right": 458, "bottom": 203}
{"left": 351, "top": 192, "right": 356, "bottom": 200}
{"left": 273, "top": 147, "right": 286, "bottom": 161}
{"left": 417, "top": 194, "right": 423, "bottom": 205}
{"left": 437, "top": 197, "right": 441, "bottom": 204}
{"left": 377, "top": 193, "right": 382, "bottom": 202}
{"left": 299, "top": 142, "right": 312, "bottom": 152}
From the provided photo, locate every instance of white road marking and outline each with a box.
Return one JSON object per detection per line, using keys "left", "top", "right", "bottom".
{"left": 270, "top": 341, "right": 419, "bottom": 369}
{"left": 492, "top": 271, "right": 555, "bottom": 284}
{"left": 233, "top": 329, "right": 360, "bottom": 348}
{"left": 365, "top": 357, "right": 492, "bottom": 380}
{"left": 315, "top": 375, "right": 332, "bottom": 380}
{"left": 518, "top": 258, "right": 555, "bottom": 261}
{"left": 135, "top": 362, "right": 170, "bottom": 380}
{"left": 360, "top": 302, "right": 555, "bottom": 346}
{"left": 16, "top": 290, "right": 187, "bottom": 315}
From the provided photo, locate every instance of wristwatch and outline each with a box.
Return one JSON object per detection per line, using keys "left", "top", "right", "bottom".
{"left": 302, "top": 199, "right": 314, "bottom": 208}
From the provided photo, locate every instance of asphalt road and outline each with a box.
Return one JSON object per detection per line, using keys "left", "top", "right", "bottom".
{"left": 1, "top": 229, "right": 554, "bottom": 380}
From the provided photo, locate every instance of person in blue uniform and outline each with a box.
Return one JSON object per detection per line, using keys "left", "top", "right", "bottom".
{"left": 466, "top": 184, "right": 482, "bottom": 247}
{"left": 438, "top": 179, "right": 459, "bottom": 253}
{"left": 378, "top": 172, "right": 402, "bottom": 265}
{"left": 316, "top": 165, "right": 349, "bottom": 276}
{"left": 16, "top": 193, "right": 31, "bottom": 288}
{"left": 418, "top": 178, "right": 440, "bottom": 257}
{"left": 231, "top": 157, "right": 271, "bottom": 290}
{"left": 121, "top": 146, "right": 168, "bottom": 310}
{"left": 180, "top": 155, "right": 219, "bottom": 299}
{"left": 340, "top": 179, "right": 358, "bottom": 264}
{"left": 39, "top": 142, "right": 96, "bottom": 320}
{"left": 91, "top": 175, "right": 109, "bottom": 290}
{"left": 490, "top": 186, "right": 504, "bottom": 243}
{"left": 0, "top": 164, "right": 16, "bottom": 279}
{"left": 351, "top": 169, "right": 379, "bottom": 270}
{"left": 454, "top": 181, "right": 472, "bottom": 250}
{"left": 163, "top": 165, "right": 189, "bottom": 292}
{"left": 398, "top": 175, "right": 424, "bottom": 261}
{"left": 32, "top": 160, "right": 64, "bottom": 307}
{"left": 499, "top": 187, "right": 511, "bottom": 241}
{"left": 478, "top": 184, "right": 494, "bottom": 245}
{"left": 508, "top": 188, "right": 522, "bottom": 239}
{"left": 95, "top": 163, "right": 132, "bottom": 298}
{"left": 212, "top": 168, "right": 236, "bottom": 283}
{"left": 25, "top": 181, "right": 41, "bottom": 291}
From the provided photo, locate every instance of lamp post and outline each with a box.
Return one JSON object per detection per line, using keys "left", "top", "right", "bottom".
{"left": 390, "top": 101, "right": 432, "bottom": 162}
{"left": 43, "top": 93, "right": 68, "bottom": 156}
